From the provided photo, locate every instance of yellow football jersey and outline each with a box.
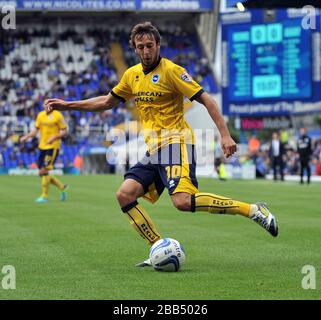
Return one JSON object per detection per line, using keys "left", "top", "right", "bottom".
{"left": 35, "top": 110, "right": 67, "bottom": 150}
{"left": 111, "top": 57, "right": 204, "bottom": 153}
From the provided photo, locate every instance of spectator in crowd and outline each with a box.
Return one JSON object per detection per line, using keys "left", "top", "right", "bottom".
{"left": 284, "top": 149, "right": 299, "bottom": 175}
{"left": 73, "top": 154, "right": 84, "bottom": 174}
{"left": 269, "top": 131, "right": 285, "bottom": 181}
{"left": 30, "top": 161, "right": 38, "bottom": 169}
{"left": 255, "top": 150, "right": 269, "bottom": 178}
{"left": 248, "top": 133, "right": 260, "bottom": 158}
{"left": 297, "top": 127, "right": 312, "bottom": 185}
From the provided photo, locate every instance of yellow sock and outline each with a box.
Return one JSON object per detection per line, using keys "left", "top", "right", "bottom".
{"left": 122, "top": 201, "right": 161, "bottom": 245}
{"left": 192, "top": 192, "right": 252, "bottom": 217}
{"left": 49, "top": 175, "right": 65, "bottom": 190}
{"left": 41, "top": 175, "right": 50, "bottom": 198}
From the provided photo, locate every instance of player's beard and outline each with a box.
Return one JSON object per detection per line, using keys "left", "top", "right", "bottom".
{"left": 141, "top": 48, "right": 160, "bottom": 69}
{"left": 142, "top": 57, "right": 153, "bottom": 67}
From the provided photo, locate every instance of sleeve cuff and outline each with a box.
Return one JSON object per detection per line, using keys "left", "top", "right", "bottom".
{"left": 110, "top": 90, "right": 126, "bottom": 103}
{"left": 190, "top": 89, "right": 204, "bottom": 101}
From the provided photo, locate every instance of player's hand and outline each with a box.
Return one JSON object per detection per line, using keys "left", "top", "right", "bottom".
{"left": 20, "top": 135, "right": 28, "bottom": 143}
{"left": 44, "top": 98, "right": 68, "bottom": 114}
{"left": 47, "top": 137, "right": 56, "bottom": 145}
{"left": 221, "top": 135, "right": 237, "bottom": 158}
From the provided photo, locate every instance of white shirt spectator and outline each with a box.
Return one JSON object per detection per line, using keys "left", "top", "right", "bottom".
{"left": 272, "top": 140, "right": 280, "bottom": 157}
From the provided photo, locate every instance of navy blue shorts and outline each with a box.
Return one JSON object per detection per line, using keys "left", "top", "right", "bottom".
{"left": 124, "top": 144, "right": 199, "bottom": 203}
{"left": 38, "top": 148, "right": 59, "bottom": 170}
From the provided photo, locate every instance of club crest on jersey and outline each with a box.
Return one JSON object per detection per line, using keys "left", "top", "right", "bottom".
{"left": 151, "top": 74, "right": 160, "bottom": 84}
{"left": 181, "top": 72, "right": 192, "bottom": 82}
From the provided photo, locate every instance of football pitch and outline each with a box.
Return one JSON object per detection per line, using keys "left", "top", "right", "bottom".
{"left": 0, "top": 175, "right": 320, "bottom": 300}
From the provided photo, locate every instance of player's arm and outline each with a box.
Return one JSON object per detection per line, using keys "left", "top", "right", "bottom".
{"left": 196, "top": 91, "right": 236, "bottom": 158}
{"left": 20, "top": 128, "right": 39, "bottom": 143}
{"left": 44, "top": 93, "right": 119, "bottom": 114}
{"left": 47, "top": 128, "right": 68, "bottom": 145}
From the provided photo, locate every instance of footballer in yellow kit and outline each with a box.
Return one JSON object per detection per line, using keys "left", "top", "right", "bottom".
{"left": 20, "top": 109, "right": 68, "bottom": 203}
{"left": 111, "top": 56, "right": 202, "bottom": 201}
{"left": 44, "top": 22, "right": 278, "bottom": 267}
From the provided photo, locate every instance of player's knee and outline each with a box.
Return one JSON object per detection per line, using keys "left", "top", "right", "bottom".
{"left": 116, "top": 187, "right": 137, "bottom": 206}
{"left": 172, "top": 195, "right": 191, "bottom": 212}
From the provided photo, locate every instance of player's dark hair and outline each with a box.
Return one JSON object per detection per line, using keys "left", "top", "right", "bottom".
{"left": 129, "top": 22, "right": 161, "bottom": 48}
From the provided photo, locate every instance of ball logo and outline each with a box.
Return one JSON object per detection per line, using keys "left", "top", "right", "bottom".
{"left": 149, "top": 238, "right": 186, "bottom": 272}
{"left": 151, "top": 74, "right": 160, "bottom": 84}
{"left": 181, "top": 72, "right": 192, "bottom": 82}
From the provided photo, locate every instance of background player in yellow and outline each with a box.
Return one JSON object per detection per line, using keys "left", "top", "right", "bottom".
{"left": 20, "top": 108, "right": 68, "bottom": 203}
{"left": 44, "top": 22, "right": 278, "bottom": 266}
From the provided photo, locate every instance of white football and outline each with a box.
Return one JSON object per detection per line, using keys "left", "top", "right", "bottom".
{"left": 149, "top": 238, "right": 186, "bottom": 272}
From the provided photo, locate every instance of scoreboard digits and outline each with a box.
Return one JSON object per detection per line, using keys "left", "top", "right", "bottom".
{"left": 228, "top": 19, "right": 311, "bottom": 101}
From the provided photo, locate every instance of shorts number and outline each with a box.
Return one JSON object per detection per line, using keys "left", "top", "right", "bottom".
{"left": 165, "top": 165, "right": 182, "bottom": 179}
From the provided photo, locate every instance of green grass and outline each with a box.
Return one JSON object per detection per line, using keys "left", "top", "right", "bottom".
{"left": 0, "top": 175, "right": 320, "bottom": 300}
